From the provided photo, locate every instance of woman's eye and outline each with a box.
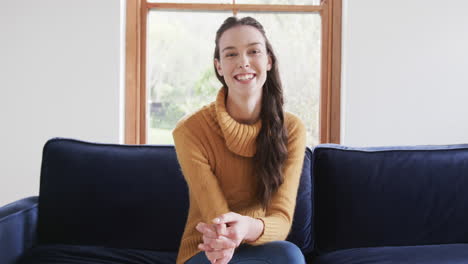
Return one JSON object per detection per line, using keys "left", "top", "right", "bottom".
{"left": 250, "top": 50, "right": 261, "bottom": 54}
{"left": 226, "top": 53, "right": 237, "bottom": 57}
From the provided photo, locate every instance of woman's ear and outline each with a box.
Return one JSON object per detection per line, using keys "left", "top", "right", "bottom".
{"left": 214, "top": 59, "right": 223, "bottom": 76}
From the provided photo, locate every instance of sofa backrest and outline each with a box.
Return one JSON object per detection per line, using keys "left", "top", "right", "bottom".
{"left": 313, "top": 144, "right": 468, "bottom": 254}
{"left": 37, "top": 138, "right": 314, "bottom": 254}
{"left": 38, "top": 138, "right": 189, "bottom": 252}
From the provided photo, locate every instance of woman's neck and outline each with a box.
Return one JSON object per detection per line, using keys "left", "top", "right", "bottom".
{"left": 225, "top": 90, "right": 262, "bottom": 125}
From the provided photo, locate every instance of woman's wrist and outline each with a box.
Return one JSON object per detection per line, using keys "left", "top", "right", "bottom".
{"left": 244, "top": 216, "right": 264, "bottom": 242}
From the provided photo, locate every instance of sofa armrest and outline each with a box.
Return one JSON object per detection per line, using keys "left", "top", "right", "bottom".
{"left": 0, "top": 196, "right": 38, "bottom": 264}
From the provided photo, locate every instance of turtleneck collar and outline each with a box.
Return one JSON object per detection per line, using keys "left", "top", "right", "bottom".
{"left": 214, "top": 87, "right": 262, "bottom": 157}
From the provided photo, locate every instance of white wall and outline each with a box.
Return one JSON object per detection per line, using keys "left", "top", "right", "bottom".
{"left": 0, "top": 0, "right": 123, "bottom": 206}
{"left": 341, "top": 0, "right": 468, "bottom": 146}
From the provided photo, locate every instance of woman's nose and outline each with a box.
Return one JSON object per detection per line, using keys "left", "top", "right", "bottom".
{"left": 238, "top": 55, "right": 250, "bottom": 68}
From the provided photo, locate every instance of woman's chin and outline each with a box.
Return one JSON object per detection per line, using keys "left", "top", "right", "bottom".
{"left": 231, "top": 84, "right": 260, "bottom": 94}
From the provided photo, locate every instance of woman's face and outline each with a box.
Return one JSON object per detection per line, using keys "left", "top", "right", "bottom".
{"left": 215, "top": 25, "right": 272, "bottom": 97}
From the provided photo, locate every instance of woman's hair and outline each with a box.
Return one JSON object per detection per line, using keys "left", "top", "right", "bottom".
{"left": 214, "top": 16, "right": 288, "bottom": 210}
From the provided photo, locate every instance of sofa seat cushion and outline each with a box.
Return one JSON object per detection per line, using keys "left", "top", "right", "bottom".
{"left": 313, "top": 243, "right": 468, "bottom": 264}
{"left": 313, "top": 144, "right": 468, "bottom": 253}
{"left": 18, "top": 244, "right": 177, "bottom": 264}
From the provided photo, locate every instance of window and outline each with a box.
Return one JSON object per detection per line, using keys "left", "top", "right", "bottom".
{"left": 126, "top": 0, "right": 342, "bottom": 146}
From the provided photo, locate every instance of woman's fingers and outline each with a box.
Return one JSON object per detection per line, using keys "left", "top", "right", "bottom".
{"left": 204, "top": 234, "right": 235, "bottom": 250}
{"left": 213, "top": 212, "right": 240, "bottom": 225}
{"left": 226, "top": 226, "right": 240, "bottom": 239}
{"left": 196, "top": 222, "right": 218, "bottom": 238}
{"left": 195, "top": 222, "right": 206, "bottom": 233}
{"left": 215, "top": 223, "right": 222, "bottom": 236}
{"left": 223, "top": 226, "right": 243, "bottom": 247}
{"left": 215, "top": 223, "right": 228, "bottom": 237}
{"left": 198, "top": 243, "right": 209, "bottom": 252}
{"left": 209, "top": 235, "right": 236, "bottom": 250}
{"left": 203, "top": 235, "right": 216, "bottom": 245}
{"left": 204, "top": 225, "right": 218, "bottom": 238}
{"left": 197, "top": 222, "right": 233, "bottom": 244}
{"left": 199, "top": 242, "right": 216, "bottom": 252}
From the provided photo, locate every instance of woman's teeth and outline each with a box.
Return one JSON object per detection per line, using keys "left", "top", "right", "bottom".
{"left": 235, "top": 74, "right": 254, "bottom": 81}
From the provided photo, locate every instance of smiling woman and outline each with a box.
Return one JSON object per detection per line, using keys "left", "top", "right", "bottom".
{"left": 172, "top": 16, "right": 307, "bottom": 264}
{"left": 214, "top": 25, "right": 272, "bottom": 124}
{"left": 124, "top": 1, "right": 342, "bottom": 263}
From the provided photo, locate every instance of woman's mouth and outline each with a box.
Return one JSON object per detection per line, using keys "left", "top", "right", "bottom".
{"left": 234, "top": 73, "right": 256, "bottom": 83}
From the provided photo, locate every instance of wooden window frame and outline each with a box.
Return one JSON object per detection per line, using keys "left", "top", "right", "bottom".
{"left": 125, "top": 0, "right": 342, "bottom": 144}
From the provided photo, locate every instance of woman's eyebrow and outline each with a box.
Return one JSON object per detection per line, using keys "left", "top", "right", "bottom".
{"left": 247, "top": 42, "right": 262, "bottom": 47}
{"left": 222, "top": 46, "right": 236, "bottom": 52}
{"left": 221, "top": 42, "right": 263, "bottom": 52}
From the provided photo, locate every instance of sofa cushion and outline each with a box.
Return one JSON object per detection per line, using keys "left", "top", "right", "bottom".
{"left": 37, "top": 138, "right": 190, "bottom": 252}
{"left": 312, "top": 243, "right": 468, "bottom": 264}
{"left": 313, "top": 144, "right": 468, "bottom": 254}
{"left": 287, "top": 147, "right": 314, "bottom": 254}
{"left": 37, "top": 138, "right": 314, "bottom": 254}
{"left": 18, "top": 244, "right": 177, "bottom": 264}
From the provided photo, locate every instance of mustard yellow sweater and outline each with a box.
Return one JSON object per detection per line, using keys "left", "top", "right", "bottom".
{"left": 173, "top": 88, "right": 306, "bottom": 264}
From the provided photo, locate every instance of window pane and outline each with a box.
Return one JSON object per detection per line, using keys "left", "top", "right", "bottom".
{"left": 147, "top": 11, "right": 229, "bottom": 145}
{"left": 147, "top": 11, "right": 321, "bottom": 147}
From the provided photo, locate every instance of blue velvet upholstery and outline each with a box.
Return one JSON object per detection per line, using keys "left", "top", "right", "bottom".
{"left": 5, "top": 139, "right": 468, "bottom": 264}
{"left": 313, "top": 244, "right": 468, "bottom": 264}
{"left": 18, "top": 244, "right": 177, "bottom": 264}
{"left": 0, "top": 196, "right": 38, "bottom": 264}
{"left": 14, "top": 138, "right": 313, "bottom": 263}
{"left": 288, "top": 147, "right": 314, "bottom": 254}
{"left": 313, "top": 144, "right": 468, "bottom": 256}
{"left": 286, "top": 148, "right": 314, "bottom": 254}
{"left": 37, "top": 138, "right": 190, "bottom": 252}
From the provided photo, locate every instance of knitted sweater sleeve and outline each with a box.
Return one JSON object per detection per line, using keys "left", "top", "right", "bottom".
{"left": 173, "top": 125, "right": 231, "bottom": 224}
{"left": 247, "top": 116, "right": 307, "bottom": 245}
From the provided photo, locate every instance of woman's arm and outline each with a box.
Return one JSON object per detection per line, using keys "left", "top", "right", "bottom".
{"left": 173, "top": 126, "right": 231, "bottom": 223}
{"left": 245, "top": 115, "right": 307, "bottom": 245}
{"left": 212, "top": 115, "right": 306, "bottom": 246}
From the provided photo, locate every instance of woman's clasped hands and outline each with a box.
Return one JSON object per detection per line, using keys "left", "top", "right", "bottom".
{"left": 195, "top": 212, "right": 264, "bottom": 264}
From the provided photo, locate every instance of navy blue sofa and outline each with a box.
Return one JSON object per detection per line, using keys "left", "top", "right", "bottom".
{"left": 1, "top": 138, "right": 468, "bottom": 263}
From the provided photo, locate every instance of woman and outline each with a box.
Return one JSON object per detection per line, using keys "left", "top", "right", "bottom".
{"left": 173, "top": 16, "right": 307, "bottom": 264}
